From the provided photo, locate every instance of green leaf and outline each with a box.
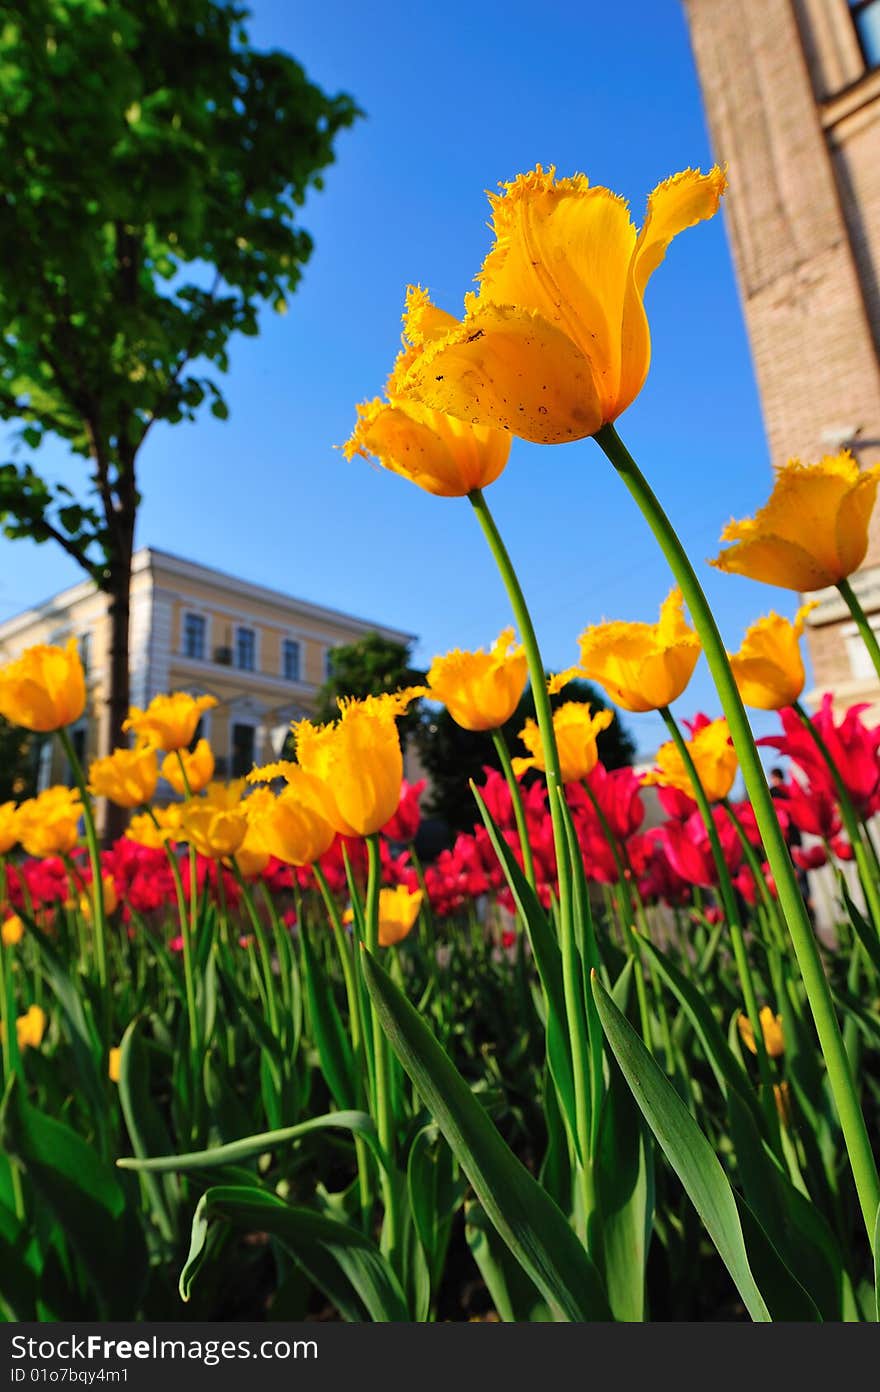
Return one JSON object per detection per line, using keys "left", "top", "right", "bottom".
{"left": 117, "top": 1018, "right": 178, "bottom": 1244}
{"left": 299, "top": 921, "right": 356, "bottom": 1110}
{"left": 727, "top": 1089, "right": 850, "bottom": 1320}
{"left": 868, "top": 1202, "right": 874, "bottom": 1319}
{"left": 471, "top": 785, "right": 578, "bottom": 1149}
{"left": 465, "top": 1199, "right": 551, "bottom": 1322}
{"left": 1, "top": 1073, "right": 146, "bottom": 1318}
{"left": 180, "top": 1185, "right": 408, "bottom": 1322}
{"left": 641, "top": 937, "right": 762, "bottom": 1127}
{"left": 841, "top": 880, "right": 880, "bottom": 978}
{"left": 592, "top": 972, "right": 771, "bottom": 1321}
{"left": 118, "top": 1108, "right": 383, "bottom": 1175}
{"left": 361, "top": 947, "right": 611, "bottom": 1321}
{"left": 595, "top": 1053, "right": 653, "bottom": 1321}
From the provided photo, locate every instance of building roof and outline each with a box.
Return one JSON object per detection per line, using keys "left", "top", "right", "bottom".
{"left": 0, "top": 544, "right": 417, "bottom": 647}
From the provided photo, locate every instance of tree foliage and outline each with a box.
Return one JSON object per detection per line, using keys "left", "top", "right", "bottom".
{"left": 311, "top": 631, "right": 425, "bottom": 742}
{"left": 0, "top": 0, "right": 360, "bottom": 759}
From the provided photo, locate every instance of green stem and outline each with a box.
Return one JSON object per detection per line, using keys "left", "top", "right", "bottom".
{"left": 59, "top": 728, "right": 107, "bottom": 992}
{"left": 231, "top": 860, "right": 280, "bottom": 1039}
{"left": 597, "top": 422, "right": 880, "bottom": 1239}
{"left": 838, "top": 578, "right": 880, "bottom": 684}
{"left": 365, "top": 833, "right": 400, "bottom": 1263}
{"left": 148, "top": 809, "right": 199, "bottom": 1060}
{"left": 792, "top": 700, "right": 880, "bottom": 935}
{"left": 469, "top": 488, "right": 592, "bottom": 1196}
{"left": 492, "top": 728, "right": 537, "bottom": 890}
{"left": 659, "top": 706, "right": 778, "bottom": 1133}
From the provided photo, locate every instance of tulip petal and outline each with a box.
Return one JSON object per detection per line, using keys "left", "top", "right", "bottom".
{"left": 836, "top": 467, "right": 880, "bottom": 576}
{"left": 476, "top": 171, "right": 637, "bottom": 417}
{"left": 397, "top": 302, "right": 604, "bottom": 444}
{"left": 343, "top": 396, "right": 510, "bottom": 498}
{"left": 619, "top": 166, "right": 726, "bottom": 415}
{"left": 710, "top": 535, "right": 838, "bottom": 592}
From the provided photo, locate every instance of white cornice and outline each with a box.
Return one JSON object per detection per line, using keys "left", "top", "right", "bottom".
{"left": 137, "top": 547, "right": 416, "bottom": 646}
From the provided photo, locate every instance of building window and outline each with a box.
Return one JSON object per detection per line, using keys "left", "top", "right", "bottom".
{"left": 78, "top": 631, "right": 91, "bottom": 676}
{"left": 324, "top": 648, "right": 336, "bottom": 681}
{"left": 183, "top": 612, "right": 206, "bottom": 661}
{"left": 851, "top": 0, "right": 880, "bottom": 69}
{"left": 236, "top": 626, "right": 256, "bottom": 672}
{"left": 283, "top": 638, "right": 301, "bottom": 682}
{"left": 231, "top": 722, "right": 256, "bottom": 778}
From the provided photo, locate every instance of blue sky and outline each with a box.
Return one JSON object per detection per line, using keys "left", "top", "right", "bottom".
{"left": 0, "top": 0, "right": 806, "bottom": 761}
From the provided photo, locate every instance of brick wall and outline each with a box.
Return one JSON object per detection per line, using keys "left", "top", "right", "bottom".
{"left": 684, "top": 0, "right": 880, "bottom": 697}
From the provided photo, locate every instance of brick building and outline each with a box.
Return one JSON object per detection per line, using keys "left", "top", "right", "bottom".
{"left": 684, "top": 0, "right": 880, "bottom": 711}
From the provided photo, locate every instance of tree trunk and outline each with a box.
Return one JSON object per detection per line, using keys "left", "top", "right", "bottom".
{"left": 103, "top": 518, "right": 135, "bottom": 844}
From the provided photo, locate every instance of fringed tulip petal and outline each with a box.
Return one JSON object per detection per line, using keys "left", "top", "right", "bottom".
{"left": 394, "top": 300, "right": 605, "bottom": 444}
{"left": 344, "top": 396, "right": 510, "bottom": 497}
{"left": 712, "top": 453, "right": 880, "bottom": 591}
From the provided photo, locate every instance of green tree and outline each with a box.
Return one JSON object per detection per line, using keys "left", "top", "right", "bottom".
{"left": 0, "top": 0, "right": 359, "bottom": 784}
{"left": 416, "top": 677, "right": 636, "bottom": 835}
{"left": 309, "top": 630, "right": 425, "bottom": 741}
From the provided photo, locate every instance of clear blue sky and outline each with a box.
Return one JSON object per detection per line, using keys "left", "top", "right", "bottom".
{"left": 0, "top": 0, "right": 807, "bottom": 762}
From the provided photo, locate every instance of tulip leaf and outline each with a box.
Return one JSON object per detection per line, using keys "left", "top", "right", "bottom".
{"left": 840, "top": 880, "right": 880, "bottom": 979}
{"left": 117, "top": 1018, "right": 179, "bottom": 1243}
{"left": 727, "top": 1088, "right": 851, "bottom": 1320}
{"left": 874, "top": 1201, "right": 880, "bottom": 1323}
{"left": 0, "top": 1072, "right": 146, "bottom": 1318}
{"left": 118, "top": 1108, "right": 384, "bottom": 1175}
{"left": 640, "top": 937, "right": 763, "bottom": 1127}
{"left": 465, "top": 1199, "right": 551, "bottom": 1322}
{"left": 471, "top": 785, "right": 579, "bottom": 1148}
{"left": 361, "top": 946, "right": 611, "bottom": 1321}
{"left": 591, "top": 971, "right": 772, "bottom": 1321}
{"left": 180, "top": 1184, "right": 408, "bottom": 1322}
{"left": 299, "top": 919, "right": 356, "bottom": 1111}
{"left": 595, "top": 1052, "right": 653, "bottom": 1322}
{"left": 555, "top": 785, "right": 605, "bottom": 1152}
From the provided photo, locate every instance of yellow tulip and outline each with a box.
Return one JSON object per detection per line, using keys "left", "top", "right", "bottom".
{"left": 15, "top": 786, "right": 82, "bottom": 858}
{"left": 123, "top": 692, "right": 217, "bottom": 752}
{"left": 343, "top": 391, "right": 511, "bottom": 498}
{"left": 161, "top": 738, "right": 215, "bottom": 796}
{"left": 427, "top": 628, "right": 528, "bottom": 731}
{"left": 243, "top": 778, "right": 335, "bottom": 868}
{"left": 88, "top": 745, "right": 159, "bottom": 809}
{"left": 712, "top": 452, "right": 880, "bottom": 591}
{"left": 0, "top": 637, "right": 86, "bottom": 733}
{"left": 2, "top": 914, "right": 24, "bottom": 947}
{"left": 344, "top": 885, "right": 423, "bottom": 947}
{"left": 643, "top": 716, "right": 737, "bottom": 803}
{"left": 738, "top": 1007, "right": 784, "bottom": 1059}
{"left": 573, "top": 589, "right": 700, "bottom": 713}
{"left": 16, "top": 1004, "right": 47, "bottom": 1051}
{"left": 0, "top": 801, "right": 18, "bottom": 856}
{"left": 126, "top": 804, "right": 183, "bottom": 849}
{"left": 80, "top": 875, "right": 118, "bottom": 920}
{"left": 728, "top": 605, "right": 817, "bottom": 711}
{"left": 390, "top": 166, "right": 726, "bottom": 444}
{"left": 513, "top": 702, "right": 613, "bottom": 785}
{"left": 253, "top": 689, "right": 424, "bottom": 839}
{"left": 179, "top": 781, "right": 249, "bottom": 860}
{"left": 108, "top": 1047, "right": 122, "bottom": 1083}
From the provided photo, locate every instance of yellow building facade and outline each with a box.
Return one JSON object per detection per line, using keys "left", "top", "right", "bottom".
{"left": 0, "top": 546, "right": 416, "bottom": 786}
